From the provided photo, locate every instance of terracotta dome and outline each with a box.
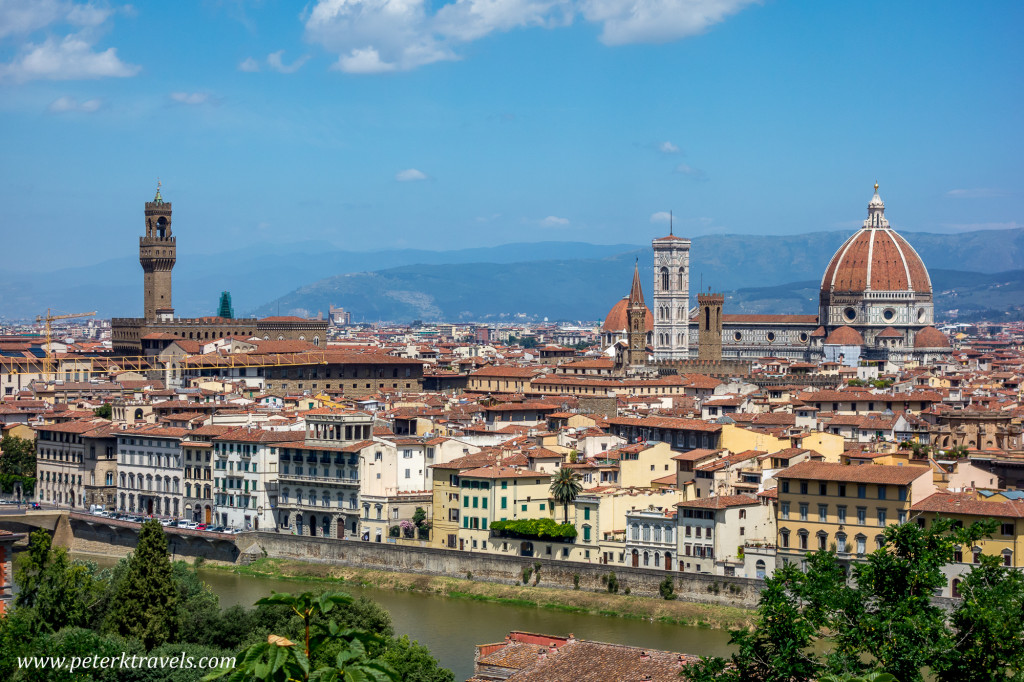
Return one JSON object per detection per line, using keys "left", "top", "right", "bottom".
{"left": 914, "top": 326, "right": 950, "bottom": 348}
{"left": 825, "top": 325, "right": 864, "bottom": 345}
{"left": 820, "top": 189, "right": 931, "bottom": 296}
{"left": 601, "top": 297, "right": 653, "bottom": 333}
{"left": 876, "top": 326, "right": 903, "bottom": 338}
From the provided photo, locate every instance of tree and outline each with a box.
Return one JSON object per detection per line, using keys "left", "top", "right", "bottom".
{"left": 549, "top": 467, "right": 583, "bottom": 524}
{"left": 934, "top": 552, "right": 1024, "bottom": 681}
{"left": 14, "top": 529, "right": 101, "bottom": 633}
{"left": 205, "top": 591, "right": 397, "bottom": 682}
{"left": 93, "top": 404, "right": 113, "bottom": 419}
{"left": 0, "top": 435, "right": 36, "bottom": 477}
{"left": 682, "top": 562, "right": 821, "bottom": 682}
{"left": 104, "top": 520, "right": 179, "bottom": 649}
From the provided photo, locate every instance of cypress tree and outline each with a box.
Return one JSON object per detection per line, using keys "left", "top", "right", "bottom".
{"left": 105, "top": 519, "right": 178, "bottom": 649}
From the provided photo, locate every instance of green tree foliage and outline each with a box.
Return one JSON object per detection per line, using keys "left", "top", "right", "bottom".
{"left": 489, "top": 518, "right": 577, "bottom": 541}
{"left": 934, "top": 552, "right": 1024, "bottom": 681}
{"left": 14, "top": 529, "right": 101, "bottom": 633}
{"left": 411, "top": 507, "right": 427, "bottom": 528}
{"left": 93, "top": 403, "right": 113, "bottom": 419}
{"left": 376, "top": 635, "right": 454, "bottom": 682}
{"left": 0, "top": 434, "right": 36, "bottom": 477}
{"left": 549, "top": 467, "right": 583, "bottom": 523}
{"left": 658, "top": 576, "right": 677, "bottom": 600}
{"left": 122, "top": 643, "right": 235, "bottom": 682}
{"left": 683, "top": 518, "right": 1016, "bottom": 682}
{"left": 12, "top": 627, "right": 139, "bottom": 682}
{"left": 105, "top": 519, "right": 180, "bottom": 649}
{"left": 205, "top": 591, "right": 398, "bottom": 682}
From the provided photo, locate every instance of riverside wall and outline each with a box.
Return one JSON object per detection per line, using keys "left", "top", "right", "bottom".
{"left": 241, "top": 532, "right": 762, "bottom": 608}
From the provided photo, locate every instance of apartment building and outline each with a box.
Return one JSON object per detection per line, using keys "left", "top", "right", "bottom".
{"left": 35, "top": 419, "right": 114, "bottom": 509}
{"left": 276, "top": 409, "right": 373, "bottom": 538}
{"left": 116, "top": 426, "right": 188, "bottom": 517}
{"left": 211, "top": 428, "right": 297, "bottom": 530}
{"left": 775, "top": 461, "right": 934, "bottom": 567}
{"left": 676, "top": 494, "right": 768, "bottom": 576}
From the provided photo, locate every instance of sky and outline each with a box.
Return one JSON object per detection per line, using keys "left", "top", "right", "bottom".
{"left": 1, "top": 0, "right": 1022, "bottom": 270}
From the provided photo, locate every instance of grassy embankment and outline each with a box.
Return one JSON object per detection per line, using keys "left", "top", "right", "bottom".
{"left": 206, "top": 557, "right": 754, "bottom": 631}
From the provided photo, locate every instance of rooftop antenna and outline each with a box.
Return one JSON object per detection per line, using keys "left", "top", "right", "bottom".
{"left": 669, "top": 210, "right": 673, "bottom": 236}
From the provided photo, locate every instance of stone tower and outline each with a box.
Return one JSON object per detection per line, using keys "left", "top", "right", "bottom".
{"left": 626, "top": 262, "right": 648, "bottom": 367}
{"left": 697, "top": 292, "right": 724, "bottom": 361}
{"left": 652, "top": 221, "right": 690, "bottom": 360}
{"left": 140, "top": 183, "right": 176, "bottom": 321}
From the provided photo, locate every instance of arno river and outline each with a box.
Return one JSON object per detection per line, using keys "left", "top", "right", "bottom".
{"left": 78, "top": 554, "right": 734, "bottom": 681}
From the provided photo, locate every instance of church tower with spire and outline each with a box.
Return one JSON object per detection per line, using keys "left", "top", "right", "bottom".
{"left": 626, "top": 262, "right": 648, "bottom": 367}
{"left": 140, "top": 182, "right": 176, "bottom": 321}
{"left": 652, "top": 216, "right": 691, "bottom": 360}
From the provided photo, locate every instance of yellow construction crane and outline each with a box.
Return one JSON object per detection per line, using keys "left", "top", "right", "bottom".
{"left": 35, "top": 309, "right": 97, "bottom": 377}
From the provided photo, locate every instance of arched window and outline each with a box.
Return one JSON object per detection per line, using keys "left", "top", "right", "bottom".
{"left": 677, "top": 268, "right": 685, "bottom": 290}
{"left": 951, "top": 578, "right": 961, "bottom": 598}
{"left": 660, "top": 267, "right": 669, "bottom": 291}
{"left": 755, "top": 559, "right": 766, "bottom": 579}
{"left": 705, "top": 306, "right": 710, "bottom": 330}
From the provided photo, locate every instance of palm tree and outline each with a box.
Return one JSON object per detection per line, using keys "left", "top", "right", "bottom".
{"left": 550, "top": 467, "right": 583, "bottom": 524}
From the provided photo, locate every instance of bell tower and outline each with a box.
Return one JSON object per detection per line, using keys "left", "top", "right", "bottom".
{"left": 652, "top": 216, "right": 690, "bottom": 360}
{"left": 697, "top": 292, "right": 724, "bottom": 361}
{"left": 626, "top": 262, "right": 648, "bottom": 367}
{"left": 140, "top": 182, "right": 176, "bottom": 321}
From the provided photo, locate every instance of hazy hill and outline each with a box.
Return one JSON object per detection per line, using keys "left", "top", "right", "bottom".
{"left": 2, "top": 228, "right": 1022, "bottom": 322}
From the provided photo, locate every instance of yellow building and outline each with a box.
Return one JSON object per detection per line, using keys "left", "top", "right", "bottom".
{"left": 911, "top": 491, "right": 1024, "bottom": 597}
{"left": 429, "top": 452, "right": 495, "bottom": 550}
{"left": 775, "top": 461, "right": 934, "bottom": 567}
{"left": 618, "top": 441, "right": 678, "bottom": 488}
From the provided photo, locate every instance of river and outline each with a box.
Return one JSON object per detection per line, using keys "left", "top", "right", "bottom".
{"left": 77, "top": 554, "right": 735, "bottom": 681}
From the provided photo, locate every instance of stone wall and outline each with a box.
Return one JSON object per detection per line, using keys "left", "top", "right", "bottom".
{"left": 241, "top": 532, "right": 762, "bottom": 608}
{"left": 69, "top": 517, "right": 241, "bottom": 564}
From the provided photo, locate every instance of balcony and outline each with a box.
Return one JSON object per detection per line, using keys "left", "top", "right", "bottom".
{"left": 278, "top": 473, "right": 358, "bottom": 486}
{"left": 278, "top": 500, "right": 359, "bottom": 513}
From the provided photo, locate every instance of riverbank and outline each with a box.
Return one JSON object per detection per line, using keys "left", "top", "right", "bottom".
{"left": 205, "top": 557, "right": 755, "bottom": 630}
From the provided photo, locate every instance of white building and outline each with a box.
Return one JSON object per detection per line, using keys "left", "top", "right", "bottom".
{"left": 625, "top": 505, "right": 678, "bottom": 570}
{"left": 211, "top": 428, "right": 296, "bottom": 530}
{"left": 675, "top": 493, "right": 773, "bottom": 576}
{"left": 116, "top": 426, "right": 188, "bottom": 517}
{"left": 652, "top": 230, "right": 690, "bottom": 360}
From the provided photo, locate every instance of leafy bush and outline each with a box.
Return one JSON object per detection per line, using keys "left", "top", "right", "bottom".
{"left": 606, "top": 572, "right": 619, "bottom": 594}
{"left": 388, "top": 526, "right": 400, "bottom": 538}
{"left": 573, "top": 573, "right": 580, "bottom": 590}
{"left": 521, "top": 566, "right": 533, "bottom": 584}
{"left": 490, "top": 518, "right": 577, "bottom": 541}
{"left": 659, "top": 576, "right": 677, "bottom": 600}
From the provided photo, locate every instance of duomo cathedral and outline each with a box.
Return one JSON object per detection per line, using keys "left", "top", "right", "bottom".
{"left": 601, "top": 185, "right": 952, "bottom": 367}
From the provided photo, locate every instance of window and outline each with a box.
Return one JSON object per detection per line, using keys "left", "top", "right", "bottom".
{"left": 878, "top": 486, "right": 887, "bottom": 500}
{"left": 1002, "top": 523, "right": 1014, "bottom": 536}
{"left": 781, "top": 502, "right": 790, "bottom": 519}
{"left": 954, "top": 546, "right": 963, "bottom": 563}
{"left": 584, "top": 507, "right": 591, "bottom": 520}
{"left": 819, "top": 482, "right": 828, "bottom": 496}
{"left": 818, "top": 504, "right": 828, "bottom": 522}
{"left": 1003, "top": 551, "right": 1012, "bottom": 567}
{"left": 781, "top": 481, "right": 789, "bottom": 494}
{"left": 799, "top": 531, "right": 808, "bottom": 550}
{"left": 838, "top": 483, "right": 847, "bottom": 497}
{"left": 837, "top": 506, "right": 847, "bottom": 523}
{"left": 501, "top": 497, "right": 507, "bottom": 509}
{"left": 898, "top": 510, "right": 907, "bottom": 524}
{"left": 856, "top": 535, "right": 866, "bottom": 555}
{"left": 877, "top": 509, "right": 887, "bottom": 526}
{"left": 836, "top": 534, "right": 847, "bottom": 553}
{"left": 817, "top": 533, "right": 827, "bottom": 550}
{"left": 781, "top": 530, "right": 790, "bottom": 548}
{"left": 799, "top": 503, "right": 808, "bottom": 521}
{"left": 857, "top": 507, "right": 866, "bottom": 525}
{"left": 898, "top": 486, "right": 907, "bottom": 502}
{"left": 521, "top": 504, "right": 527, "bottom": 512}
{"left": 800, "top": 481, "right": 808, "bottom": 495}
{"left": 857, "top": 485, "right": 867, "bottom": 499}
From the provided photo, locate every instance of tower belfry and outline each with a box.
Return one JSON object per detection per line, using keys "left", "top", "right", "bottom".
{"left": 625, "top": 261, "right": 648, "bottom": 367}
{"left": 140, "top": 181, "right": 176, "bottom": 321}
{"left": 652, "top": 223, "right": 691, "bottom": 360}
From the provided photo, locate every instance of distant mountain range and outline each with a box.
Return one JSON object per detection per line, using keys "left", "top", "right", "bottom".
{"left": 3, "top": 228, "right": 1023, "bottom": 323}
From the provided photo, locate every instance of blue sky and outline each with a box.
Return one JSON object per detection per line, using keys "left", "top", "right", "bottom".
{"left": 1, "top": 0, "right": 1021, "bottom": 270}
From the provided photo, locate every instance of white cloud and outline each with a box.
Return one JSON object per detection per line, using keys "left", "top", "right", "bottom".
{"left": 335, "top": 47, "right": 399, "bottom": 74}
{"left": 0, "top": 1, "right": 138, "bottom": 82}
{"left": 0, "top": 35, "right": 139, "bottom": 82}
{"left": 238, "top": 57, "right": 261, "bottom": 72}
{"left": 579, "top": 0, "right": 757, "bottom": 45}
{"left": 396, "top": 168, "right": 428, "bottom": 181}
{"left": 170, "top": 91, "right": 210, "bottom": 105}
{"left": 674, "top": 163, "right": 708, "bottom": 181}
{"left": 658, "top": 141, "right": 679, "bottom": 153}
{"left": 540, "top": 215, "right": 570, "bottom": 226}
{"left": 48, "top": 95, "right": 101, "bottom": 112}
{"left": 267, "top": 50, "right": 311, "bottom": 73}
{"left": 944, "top": 188, "right": 1009, "bottom": 199}
{"left": 650, "top": 211, "right": 672, "bottom": 223}
{"left": 305, "top": 0, "right": 755, "bottom": 74}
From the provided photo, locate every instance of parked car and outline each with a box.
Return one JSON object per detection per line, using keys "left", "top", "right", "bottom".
{"left": 176, "top": 520, "right": 189, "bottom": 528}
{"left": 196, "top": 524, "right": 208, "bottom": 531}
{"left": 185, "top": 521, "right": 199, "bottom": 530}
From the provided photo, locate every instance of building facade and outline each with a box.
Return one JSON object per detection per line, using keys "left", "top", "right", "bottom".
{"left": 652, "top": 232, "right": 690, "bottom": 360}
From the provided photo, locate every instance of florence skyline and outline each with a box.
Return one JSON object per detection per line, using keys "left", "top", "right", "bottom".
{"left": 0, "top": 0, "right": 1021, "bottom": 270}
